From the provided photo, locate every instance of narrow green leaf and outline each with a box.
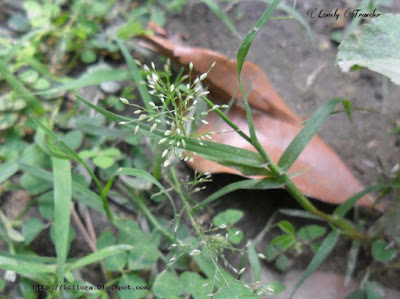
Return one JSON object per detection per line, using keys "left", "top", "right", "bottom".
{"left": 115, "top": 38, "right": 153, "bottom": 113}
{"left": 237, "top": 0, "right": 281, "bottom": 73}
{"left": 278, "top": 98, "right": 341, "bottom": 172}
{"left": 19, "top": 162, "right": 104, "bottom": 213}
{"left": 289, "top": 230, "right": 339, "bottom": 298}
{"left": 77, "top": 95, "right": 268, "bottom": 170}
{"left": 52, "top": 157, "right": 72, "bottom": 284}
{"left": 334, "top": 185, "right": 382, "bottom": 217}
{"left": 66, "top": 245, "right": 133, "bottom": 271}
{"left": 0, "top": 160, "right": 19, "bottom": 184}
{"left": 236, "top": 0, "right": 281, "bottom": 140}
{"left": 0, "top": 254, "right": 56, "bottom": 274}
{"left": 38, "top": 67, "right": 130, "bottom": 95}
{"left": 115, "top": 168, "right": 174, "bottom": 202}
{"left": 201, "top": 0, "right": 239, "bottom": 38}
{"left": 345, "top": 240, "right": 360, "bottom": 286}
{"left": 30, "top": 117, "right": 103, "bottom": 197}
{"left": 198, "top": 177, "right": 284, "bottom": 208}
{"left": 248, "top": 243, "right": 261, "bottom": 281}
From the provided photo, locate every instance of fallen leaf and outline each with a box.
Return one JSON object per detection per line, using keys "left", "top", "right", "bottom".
{"left": 139, "top": 24, "right": 379, "bottom": 209}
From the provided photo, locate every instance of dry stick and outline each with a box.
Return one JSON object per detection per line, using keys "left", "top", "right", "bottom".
{"left": 70, "top": 205, "right": 97, "bottom": 252}
{"left": 83, "top": 208, "right": 97, "bottom": 245}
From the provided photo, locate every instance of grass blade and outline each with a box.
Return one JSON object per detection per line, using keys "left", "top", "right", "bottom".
{"left": 19, "top": 162, "right": 104, "bottom": 213}
{"left": 278, "top": 98, "right": 341, "bottom": 172}
{"left": 289, "top": 230, "right": 339, "bottom": 298}
{"left": 77, "top": 95, "right": 268, "bottom": 171}
{"left": 236, "top": 0, "right": 281, "bottom": 141}
{"left": 0, "top": 60, "right": 43, "bottom": 114}
{"left": 115, "top": 167, "right": 174, "bottom": 203}
{"left": 0, "top": 254, "right": 56, "bottom": 274}
{"left": 248, "top": 242, "right": 261, "bottom": 281}
{"left": 30, "top": 116, "right": 103, "bottom": 195}
{"left": 52, "top": 157, "right": 72, "bottom": 284}
{"left": 66, "top": 245, "right": 133, "bottom": 271}
{"left": 201, "top": 0, "right": 240, "bottom": 38}
{"left": 198, "top": 177, "right": 284, "bottom": 208}
{"left": 115, "top": 38, "right": 153, "bottom": 113}
{"left": 0, "top": 160, "right": 19, "bottom": 184}
{"left": 37, "top": 67, "right": 130, "bottom": 95}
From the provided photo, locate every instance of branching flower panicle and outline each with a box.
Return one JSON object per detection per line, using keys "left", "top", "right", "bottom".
{"left": 119, "top": 59, "right": 229, "bottom": 167}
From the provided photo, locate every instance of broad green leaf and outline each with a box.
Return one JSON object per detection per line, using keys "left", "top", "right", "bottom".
{"left": 278, "top": 220, "right": 295, "bottom": 235}
{"left": 0, "top": 160, "right": 19, "bottom": 184}
{"left": 66, "top": 245, "right": 133, "bottom": 271}
{"left": 52, "top": 157, "right": 72, "bottom": 284}
{"left": 265, "top": 245, "right": 279, "bottom": 262}
{"left": 278, "top": 98, "right": 341, "bottom": 171}
{"left": 371, "top": 240, "right": 397, "bottom": 263}
{"left": 364, "top": 281, "right": 386, "bottom": 299}
{"left": 271, "top": 234, "right": 296, "bottom": 251}
{"left": 289, "top": 230, "right": 339, "bottom": 298}
{"left": 337, "top": 14, "right": 400, "bottom": 85}
{"left": 228, "top": 228, "right": 243, "bottom": 245}
{"left": 153, "top": 271, "right": 183, "bottom": 297}
{"left": 213, "top": 209, "right": 243, "bottom": 227}
{"left": 198, "top": 177, "right": 284, "bottom": 208}
{"left": 115, "top": 167, "right": 174, "bottom": 203}
{"left": 97, "top": 231, "right": 127, "bottom": 272}
{"left": 22, "top": 218, "right": 44, "bottom": 245}
{"left": 93, "top": 156, "right": 114, "bottom": 169}
{"left": 119, "top": 274, "right": 149, "bottom": 299}
{"left": 298, "top": 225, "right": 326, "bottom": 242}
{"left": 275, "top": 255, "right": 291, "bottom": 271}
{"left": 0, "top": 60, "right": 43, "bottom": 113}
{"left": 180, "top": 271, "right": 212, "bottom": 299}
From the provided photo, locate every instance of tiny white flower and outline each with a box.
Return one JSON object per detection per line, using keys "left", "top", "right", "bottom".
{"left": 181, "top": 139, "right": 186, "bottom": 148}
{"left": 143, "top": 64, "right": 150, "bottom": 72}
{"left": 158, "top": 138, "right": 167, "bottom": 144}
{"left": 119, "top": 97, "right": 129, "bottom": 104}
{"left": 164, "top": 130, "right": 172, "bottom": 136}
{"left": 199, "top": 91, "right": 210, "bottom": 96}
{"left": 138, "top": 114, "right": 147, "bottom": 121}
{"left": 221, "top": 104, "right": 229, "bottom": 108}
{"left": 189, "top": 249, "right": 201, "bottom": 256}
{"left": 238, "top": 267, "right": 246, "bottom": 275}
{"left": 150, "top": 123, "right": 157, "bottom": 132}
{"left": 149, "top": 101, "right": 156, "bottom": 107}
{"left": 201, "top": 120, "right": 209, "bottom": 125}
{"left": 258, "top": 253, "right": 266, "bottom": 259}
{"left": 134, "top": 110, "right": 142, "bottom": 114}
{"left": 162, "top": 149, "right": 169, "bottom": 158}
{"left": 151, "top": 61, "right": 156, "bottom": 69}
{"left": 134, "top": 125, "right": 139, "bottom": 134}
{"left": 163, "top": 160, "right": 171, "bottom": 167}
{"left": 219, "top": 224, "right": 227, "bottom": 229}
{"left": 200, "top": 73, "right": 207, "bottom": 81}
{"left": 170, "top": 84, "right": 175, "bottom": 92}
{"left": 189, "top": 62, "right": 193, "bottom": 71}
{"left": 211, "top": 61, "right": 216, "bottom": 68}
{"left": 119, "top": 121, "right": 127, "bottom": 125}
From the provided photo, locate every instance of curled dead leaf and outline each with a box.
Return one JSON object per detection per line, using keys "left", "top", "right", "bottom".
{"left": 139, "top": 24, "right": 380, "bottom": 210}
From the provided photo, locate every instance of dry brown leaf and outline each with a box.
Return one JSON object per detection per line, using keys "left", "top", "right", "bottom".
{"left": 139, "top": 24, "right": 379, "bottom": 210}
